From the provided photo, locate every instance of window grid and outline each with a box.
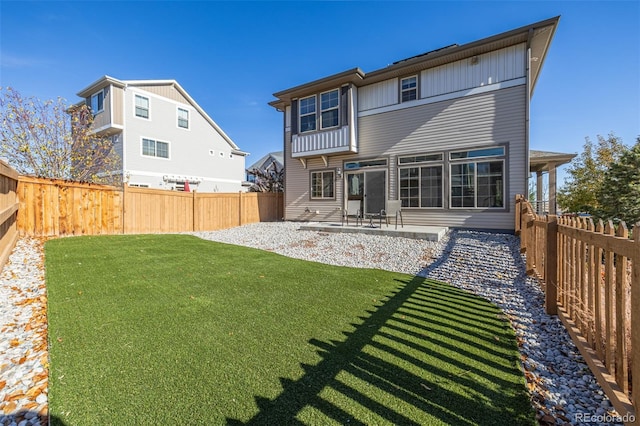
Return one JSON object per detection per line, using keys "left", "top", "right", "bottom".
{"left": 401, "top": 76, "right": 417, "bottom": 103}
{"left": 142, "top": 138, "right": 169, "bottom": 159}
{"left": 320, "top": 89, "right": 339, "bottom": 129}
{"left": 299, "top": 95, "right": 317, "bottom": 132}
{"left": 399, "top": 165, "right": 443, "bottom": 208}
{"left": 311, "top": 171, "right": 334, "bottom": 199}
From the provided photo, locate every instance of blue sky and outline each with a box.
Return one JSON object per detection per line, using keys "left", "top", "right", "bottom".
{"left": 1, "top": 1, "right": 638, "bottom": 186}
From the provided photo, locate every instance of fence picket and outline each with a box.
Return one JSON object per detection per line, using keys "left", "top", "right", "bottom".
{"left": 615, "top": 222, "right": 629, "bottom": 394}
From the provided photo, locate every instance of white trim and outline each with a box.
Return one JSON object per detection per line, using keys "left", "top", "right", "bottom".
{"left": 358, "top": 77, "right": 526, "bottom": 118}
{"left": 91, "top": 123, "right": 124, "bottom": 134}
{"left": 140, "top": 136, "right": 170, "bottom": 160}
{"left": 125, "top": 169, "right": 243, "bottom": 184}
{"left": 291, "top": 144, "right": 354, "bottom": 158}
{"left": 134, "top": 94, "right": 150, "bottom": 120}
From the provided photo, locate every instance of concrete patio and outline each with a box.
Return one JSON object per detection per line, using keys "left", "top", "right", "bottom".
{"left": 298, "top": 221, "right": 448, "bottom": 241}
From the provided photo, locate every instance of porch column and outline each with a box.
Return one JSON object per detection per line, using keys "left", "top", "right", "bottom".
{"left": 536, "top": 171, "right": 544, "bottom": 214}
{"left": 549, "top": 163, "right": 557, "bottom": 215}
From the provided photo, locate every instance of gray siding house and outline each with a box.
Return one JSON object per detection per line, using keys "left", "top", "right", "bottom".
{"left": 269, "top": 17, "right": 560, "bottom": 230}
{"left": 75, "top": 76, "right": 248, "bottom": 192}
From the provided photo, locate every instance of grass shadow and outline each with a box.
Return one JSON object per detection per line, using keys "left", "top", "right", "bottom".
{"left": 227, "top": 276, "right": 534, "bottom": 425}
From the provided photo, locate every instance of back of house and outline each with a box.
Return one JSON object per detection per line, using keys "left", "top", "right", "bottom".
{"left": 269, "top": 17, "right": 559, "bottom": 230}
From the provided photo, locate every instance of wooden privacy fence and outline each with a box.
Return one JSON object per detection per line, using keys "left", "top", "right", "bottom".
{"left": 516, "top": 194, "right": 639, "bottom": 424}
{"left": 17, "top": 176, "right": 283, "bottom": 236}
{"left": 0, "top": 161, "right": 19, "bottom": 274}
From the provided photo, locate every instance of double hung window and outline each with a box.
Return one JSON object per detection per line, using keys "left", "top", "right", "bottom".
{"left": 177, "top": 108, "right": 189, "bottom": 129}
{"left": 135, "top": 95, "right": 150, "bottom": 119}
{"left": 401, "top": 76, "right": 417, "bottom": 102}
{"left": 299, "top": 95, "right": 317, "bottom": 132}
{"left": 320, "top": 89, "right": 339, "bottom": 129}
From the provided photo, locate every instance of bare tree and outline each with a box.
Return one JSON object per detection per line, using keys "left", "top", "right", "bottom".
{"left": 247, "top": 163, "right": 284, "bottom": 193}
{"left": 0, "top": 87, "right": 121, "bottom": 185}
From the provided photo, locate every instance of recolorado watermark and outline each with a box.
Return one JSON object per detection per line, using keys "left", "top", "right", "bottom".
{"left": 575, "top": 412, "right": 635, "bottom": 424}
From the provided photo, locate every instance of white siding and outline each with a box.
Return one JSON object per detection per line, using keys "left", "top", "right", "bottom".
{"left": 355, "top": 44, "right": 526, "bottom": 116}
{"left": 422, "top": 44, "right": 526, "bottom": 98}
{"left": 358, "top": 78, "right": 398, "bottom": 111}
{"left": 122, "top": 87, "right": 245, "bottom": 192}
{"left": 292, "top": 126, "right": 351, "bottom": 157}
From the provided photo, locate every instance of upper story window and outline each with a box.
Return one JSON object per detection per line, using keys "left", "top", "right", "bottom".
{"left": 320, "top": 89, "right": 339, "bottom": 129}
{"left": 299, "top": 95, "right": 316, "bottom": 132}
{"left": 135, "top": 95, "right": 150, "bottom": 119}
{"left": 90, "top": 90, "right": 104, "bottom": 114}
{"left": 177, "top": 108, "right": 189, "bottom": 129}
{"left": 400, "top": 76, "right": 418, "bottom": 102}
{"left": 142, "top": 138, "right": 169, "bottom": 159}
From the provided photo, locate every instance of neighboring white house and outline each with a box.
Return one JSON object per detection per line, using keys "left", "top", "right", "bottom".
{"left": 75, "top": 76, "right": 249, "bottom": 192}
{"left": 269, "top": 17, "right": 566, "bottom": 230}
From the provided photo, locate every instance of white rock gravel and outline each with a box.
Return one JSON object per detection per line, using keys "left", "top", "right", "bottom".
{"left": 0, "top": 238, "right": 48, "bottom": 426}
{"left": 191, "top": 222, "right": 624, "bottom": 426}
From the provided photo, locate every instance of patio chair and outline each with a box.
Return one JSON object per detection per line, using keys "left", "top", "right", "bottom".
{"left": 379, "top": 200, "right": 404, "bottom": 229}
{"left": 342, "top": 199, "right": 362, "bottom": 226}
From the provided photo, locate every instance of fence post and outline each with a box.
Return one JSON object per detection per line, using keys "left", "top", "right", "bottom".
{"left": 515, "top": 195, "right": 522, "bottom": 235}
{"left": 633, "top": 222, "right": 640, "bottom": 416}
{"left": 545, "top": 215, "right": 558, "bottom": 315}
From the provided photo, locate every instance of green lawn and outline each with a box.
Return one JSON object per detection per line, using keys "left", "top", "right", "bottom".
{"left": 45, "top": 234, "right": 534, "bottom": 425}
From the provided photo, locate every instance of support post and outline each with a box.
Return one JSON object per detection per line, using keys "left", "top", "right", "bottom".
{"left": 548, "top": 163, "right": 557, "bottom": 216}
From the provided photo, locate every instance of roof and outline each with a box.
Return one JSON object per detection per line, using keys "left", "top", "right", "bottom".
{"left": 247, "top": 151, "right": 284, "bottom": 171}
{"left": 77, "top": 76, "right": 246, "bottom": 154}
{"left": 530, "top": 149, "right": 576, "bottom": 172}
{"left": 270, "top": 16, "right": 560, "bottom": 110}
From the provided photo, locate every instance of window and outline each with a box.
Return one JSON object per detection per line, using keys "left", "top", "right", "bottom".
{"left": 299, "top": 95, "right": 316, "bottom": 132}
{"left": 177, "top": 108, "right": 189, "bottom": 129}
{"left": 311, "top": 171, "right": 334, "bottom": 199}
{"left": 450, "top": 147, "right": 505, "bottom": 208}
{"left": 90, "top": 90, "right": 104, "bottom": 114}
{"left": 401, "top": 76, "right": 417, "bottom": 102}
{"left": 142, "top": 138, "right": 169, "bottom": 159}
{"left": 135, "top": 95, "right": 149, "bottom": 119}
{"left": 398, "top": 154, "right": 443, "bottom": 208}
{"left": 320, "top": 89, "right": 339, "bottom": 129}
